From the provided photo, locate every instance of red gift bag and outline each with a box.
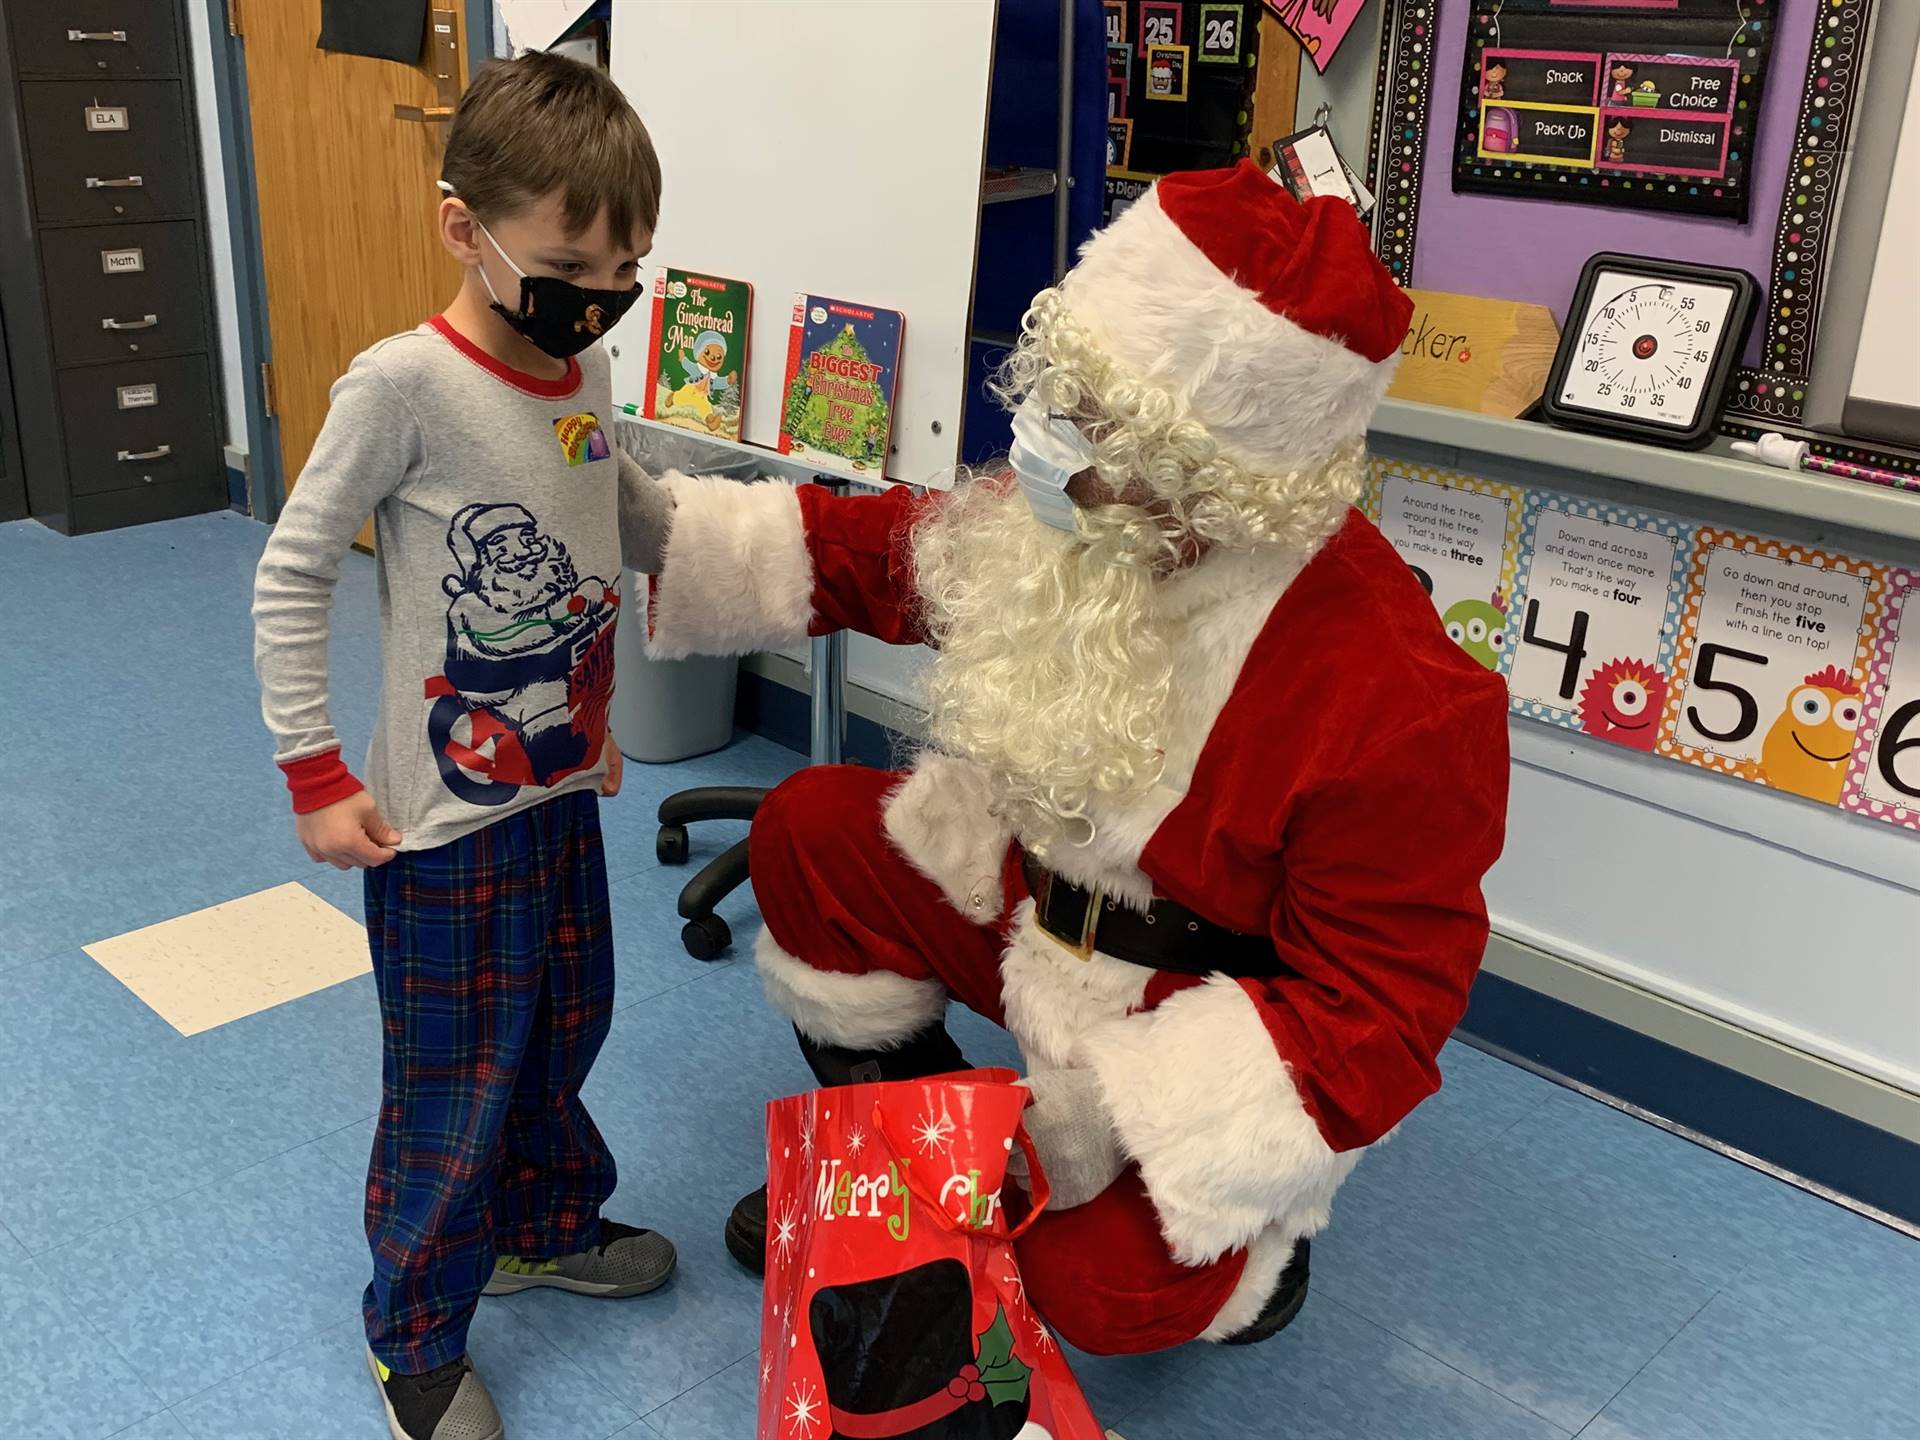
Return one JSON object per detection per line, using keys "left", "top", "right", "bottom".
{"left": 758, "top": 1068, "right": 1107, "bottom": 1440}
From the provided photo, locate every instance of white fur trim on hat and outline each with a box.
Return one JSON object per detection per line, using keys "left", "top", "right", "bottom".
{"left": 646, "top": 472, "right": 813, "bottom": 659}
{"left": 754, "top": 929, "right": 948, "bottom": 1051}
{"left": 881, "top": 753, "right": 1013, "bottom": 922}
{"left": 1061, "top": 191, "right": 1396, "bottom": 476}
{"left": 1074, "top": 974, "right": 1359, "bottom": 1266}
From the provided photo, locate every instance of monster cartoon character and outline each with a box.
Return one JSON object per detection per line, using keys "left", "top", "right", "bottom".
{"left": 1442, "top": 592, "right": 1508, "bottom": 671}
{"left": 1759, "top": 665, "right": 1864, "bottom": 804}
{"left": 426, "top": 502, "right": 619, "bottom": 804}
{"left": 1578, "top": 658, "right": 1667, "bottom": 752}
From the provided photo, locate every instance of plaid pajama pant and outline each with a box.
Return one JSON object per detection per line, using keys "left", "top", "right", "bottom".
{"left": 361, "top": 788, "right": 618, "bottom": 1372}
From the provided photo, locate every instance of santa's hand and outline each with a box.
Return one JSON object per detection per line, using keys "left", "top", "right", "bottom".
{"left": 599, "top": 734, "right": 624, "bottom": 797}
{"left": 1010, "top": 1068, "right": 1125, "bottom": 1212}
{"left": 295, "top": 791, "right": 401, "bottom": 870}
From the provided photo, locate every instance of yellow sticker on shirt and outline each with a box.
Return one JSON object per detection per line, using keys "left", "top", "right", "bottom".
{"left": 554, "top": 412, "right": 611, "bottom": 466}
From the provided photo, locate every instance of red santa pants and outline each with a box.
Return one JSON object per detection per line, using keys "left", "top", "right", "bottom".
{"left": 747, "top": 764, "right": 1249, "bottom": 1355}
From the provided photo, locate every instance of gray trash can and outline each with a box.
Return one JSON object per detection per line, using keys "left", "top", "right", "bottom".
{"left": 611, "top": 570, "right": 739, "bottom": 763}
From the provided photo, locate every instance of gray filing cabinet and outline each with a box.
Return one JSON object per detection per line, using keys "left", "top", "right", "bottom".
{"left": 0, "top": 0, "right": 225, "bottom": 534}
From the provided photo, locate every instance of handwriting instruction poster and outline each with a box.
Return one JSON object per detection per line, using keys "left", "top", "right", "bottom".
{"left": 1660, "top": 530, "right": 1885, "bottom": 806}
{"left": 1507, "top": 494, "right": 1692, "bottom": 750}
{"left": 1843, "top": 570, "right": 1920, "bottom": 831}
{"left": 1373, "top": 463, "right": 1525, "bottom": 675}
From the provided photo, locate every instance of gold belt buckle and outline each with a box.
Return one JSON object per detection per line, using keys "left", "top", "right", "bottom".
{"left": 1040, "top": 870, "right": 1101, "bottom": 962}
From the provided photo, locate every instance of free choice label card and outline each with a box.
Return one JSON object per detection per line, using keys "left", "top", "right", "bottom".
{"left": 1842, "top": 570, "right": 1920, "bottom": 831}
{"left": 1506, "top": 494, "right": 1692, "bottom": 751}
{"left": 1372, "top": 462, "right": 1525, "bottom": 676}
{"left": 1659, "top": 529, "right": 1885, "bottom": 807}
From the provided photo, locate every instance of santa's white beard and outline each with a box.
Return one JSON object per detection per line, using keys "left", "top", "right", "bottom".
{"left": 913, "top": 481, "right": 1173, "bottom": 856}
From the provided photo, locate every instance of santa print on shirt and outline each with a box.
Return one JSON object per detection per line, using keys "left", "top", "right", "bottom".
{"left": 425, "top": 499, "right": 619, "bottom": 806}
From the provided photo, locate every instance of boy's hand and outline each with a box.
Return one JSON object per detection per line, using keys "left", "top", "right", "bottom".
{"left": 600, "top": 734, "right": 624, "bottom": 797}
{"left": 296, "top": 791, "right": 402, "bottom": 869}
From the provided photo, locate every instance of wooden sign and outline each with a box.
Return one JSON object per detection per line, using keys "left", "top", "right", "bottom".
{"left": 1387, "top": 288, "right": 1560, "bottom": 419}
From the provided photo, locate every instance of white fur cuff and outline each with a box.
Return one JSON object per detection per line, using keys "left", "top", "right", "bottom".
{"left": 646, "top": 472, "right": 814, "bottom": 659}
{"left": 881, "top": 753, "right": 1012, "bottom": 923}
{"left": 754, "top": 929, "right": 948, "bottom": 1050}
{"left": 1075, "top": 975, "right": 1358, "bottom": 1266}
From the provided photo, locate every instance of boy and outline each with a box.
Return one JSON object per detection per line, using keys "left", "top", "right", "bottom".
{"left": 252, "top": 53, "right": 677, "bottom": 1440}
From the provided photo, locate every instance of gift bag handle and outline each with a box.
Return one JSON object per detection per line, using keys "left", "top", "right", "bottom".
{"left": 870, "top": 1095, "right": 1052, "bottom": 1242}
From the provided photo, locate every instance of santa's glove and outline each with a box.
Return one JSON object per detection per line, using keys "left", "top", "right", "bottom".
{"left": 1010, "top": 1068, "right": 1126, "bottom": 1212}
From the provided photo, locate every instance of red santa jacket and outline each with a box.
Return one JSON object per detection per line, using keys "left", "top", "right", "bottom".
{"left": 649, "top": 475, "right": 1510, "bottom": 1265}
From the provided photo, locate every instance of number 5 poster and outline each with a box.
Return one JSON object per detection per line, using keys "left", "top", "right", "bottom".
{"left": 1843, "top": 571, "right": 1920, "bottom": 831}
{"left": 1505, "top": 495, "right": 1692, "bottom": 751}
{"left": 1660, "top": 529, "right": 1886, "bottom": 806}
{"left": 1372, "top": 463, "right": 1524, "bottom": 674}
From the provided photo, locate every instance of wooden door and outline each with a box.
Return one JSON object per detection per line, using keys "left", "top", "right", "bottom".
{"left": 236, "top": 0, "right": 466, "bottom": 540}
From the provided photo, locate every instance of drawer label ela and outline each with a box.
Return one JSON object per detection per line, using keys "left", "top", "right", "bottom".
{"left": 85, "top": 106, "right": 130, "bottom": 133}
{"left": 117, "top": 383, "right": 158, "bottom": 410}
{"left": 101, "top": 247, "right": 145, "bottom": 274}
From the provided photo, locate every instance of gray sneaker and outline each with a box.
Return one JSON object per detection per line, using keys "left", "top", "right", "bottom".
{"left": 483, "top": 1218, "right": 677, "bottom": 1299}
{"left": 366, "top": 1347, "right": 503, "bottom": 1440}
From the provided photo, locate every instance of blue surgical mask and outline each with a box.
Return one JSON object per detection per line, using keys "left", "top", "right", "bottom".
{"left": 1008, "top": 399, "right": 1098, "bottom": 531}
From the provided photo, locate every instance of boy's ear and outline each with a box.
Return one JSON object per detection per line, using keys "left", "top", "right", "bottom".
{"left": 439, "top": 199, "right": 483, "bottom": 266}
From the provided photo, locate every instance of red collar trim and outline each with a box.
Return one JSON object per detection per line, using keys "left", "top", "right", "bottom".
{"left": 429, "top": 314, "right": 581, "bottom": 399}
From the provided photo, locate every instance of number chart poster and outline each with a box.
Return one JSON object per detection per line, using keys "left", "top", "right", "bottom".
{"left": 1659, "top": 529, "right": 1885, "bottom": 807}
{"left": 1843, "top": 570, "right": 1920, "bottom": 832}
{"left": 1506, "top": 494, "right": 1691, "bottom": 751}
{"left": 1452, "top": 0, "right": 1776, "bottom": 220}
{"left": 1372, "top": 463, "right": 1525, "bottom": 675}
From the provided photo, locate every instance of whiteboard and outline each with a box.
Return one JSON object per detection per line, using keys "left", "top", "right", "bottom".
{"left": 609, "top": 0, "right": 997, "bottom": 486}
{"left": 1846, "top": 45, "right": 1920, "bottom": 414}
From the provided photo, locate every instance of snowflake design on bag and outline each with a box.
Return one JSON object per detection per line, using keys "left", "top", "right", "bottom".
{"left": 799, "top": 1111, "right": 816, "bottom": 1160}
{"left": 1030, "top": 1316, "right": 1057, "bottom": 1354}
{"left": 785, "top": 1378, "right": 823, "bottom": 1437}
{"left": 911, "top": 1105, "right": 956, "bottom": 1157}
{"left": 761, "top": 1356, "right": 773, "bottom": 1391}
{"left": 771, "top": 1200, "right": 800, "bottom": 1267}
{"left": 846, "top": 1123, "right": 866, "bottom": 1157}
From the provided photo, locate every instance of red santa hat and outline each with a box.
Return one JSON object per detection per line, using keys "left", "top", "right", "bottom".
{"left": 1056, "top": 160, "right": 1411, "bottom": 475}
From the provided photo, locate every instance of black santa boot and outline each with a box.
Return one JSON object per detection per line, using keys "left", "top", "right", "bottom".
{"left": 724, "top": 1021, "right": 969, "bottom": 1274}
{"left": 1220, "top": 1236, "right": 1312, "bottom": 1345}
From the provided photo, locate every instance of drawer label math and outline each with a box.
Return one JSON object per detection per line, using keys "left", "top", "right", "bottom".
{"left": 100, "top": 247, "right": 145, "bottom": 274}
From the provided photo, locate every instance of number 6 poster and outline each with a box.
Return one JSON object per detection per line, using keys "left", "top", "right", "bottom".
{"left": 1843, "top": 571, "right": 1920, "bottom": 831}
{"left": 1371, "top": 462, "right": 1524, "bottom": 674}
{"left": 1505, "top": 494, "right": 1691, "bottom": 751}
{"left": 1659, "top": 529, "right": 1886, "bottom": 805}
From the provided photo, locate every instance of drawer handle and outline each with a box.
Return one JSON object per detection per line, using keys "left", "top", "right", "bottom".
{"left": 85, "top": 175, "right": 144, "bottom": 190}
{"left": 67, "top": 29, "right": 129, "bottom": 43}
{"left": 102, "top": 314, "right": 159, "bottom": 331}
{"left": 117, "top": 445, "right": 172, "bottom": 462}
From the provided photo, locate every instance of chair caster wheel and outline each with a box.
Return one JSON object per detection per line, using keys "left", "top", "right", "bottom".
{"left": 682, "top": 914, "right": 733, "bottom": 961}
{"left": 657, "top": 825, "right": 691, "bottom": 866}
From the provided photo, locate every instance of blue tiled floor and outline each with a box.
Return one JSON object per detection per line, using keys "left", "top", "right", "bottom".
{"left": 1, "top": 512, "right": 1914, "bottom": 1439}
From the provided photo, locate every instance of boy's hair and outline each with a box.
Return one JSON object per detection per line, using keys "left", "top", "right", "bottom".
{"left": 442, "top": 51, "right": 661, "bottom": 246}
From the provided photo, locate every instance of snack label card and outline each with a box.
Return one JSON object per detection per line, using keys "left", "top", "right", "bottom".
{"left": 1659, "top": 529, "right": 1885, "bottom": 805}
{"left": 1842, "top": 570, "right": 1920, "bottom": 831}
{"left": 1507, "top": 494, "right": 1692, "bottom": 751}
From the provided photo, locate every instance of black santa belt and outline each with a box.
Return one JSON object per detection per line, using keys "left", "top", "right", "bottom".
{"left": 1021, "top": 855, "right": 1282, "bottom": 978}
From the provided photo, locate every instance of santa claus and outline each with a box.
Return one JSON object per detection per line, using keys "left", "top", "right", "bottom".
{"left": 646, "top": 162, "right": 1509, "bottom": 1353}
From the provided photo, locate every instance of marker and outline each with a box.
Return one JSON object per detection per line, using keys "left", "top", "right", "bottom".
{"left": 1731, "top": 431, "right": 1920, "bottom": 496}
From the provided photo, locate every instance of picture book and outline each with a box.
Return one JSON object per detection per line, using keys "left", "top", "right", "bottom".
{"left": 776, "top": 293, "right": 905, "bottom": 482}
{"left": 642, "top": 267, "right": 753, "bottom": 441}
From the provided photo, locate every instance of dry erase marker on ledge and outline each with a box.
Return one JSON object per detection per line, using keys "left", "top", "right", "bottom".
{"left": 1731, "top": 431, "right": 1920, "bottom": 496}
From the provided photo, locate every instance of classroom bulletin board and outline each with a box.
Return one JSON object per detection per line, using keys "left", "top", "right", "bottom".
{"left": 1365, "top": 0, "right": 1874, "bottom": 433}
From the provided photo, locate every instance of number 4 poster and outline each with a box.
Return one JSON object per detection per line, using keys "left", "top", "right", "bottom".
{"left": 1843, "top": 571, "right": 1920, "bottom": 831}
{"left": 1505, "top": 494, "right": 1691, "bottom": 751}
{"left": 1372, "top": 462, "right": 1524, "bottom": 673}
{"left": 1659, "top": 530, "right": 1886, "bottom": 806}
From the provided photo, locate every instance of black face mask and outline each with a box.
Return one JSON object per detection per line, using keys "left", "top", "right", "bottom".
{"left": 476, "top": 220, "right": 640, "bottom": 360}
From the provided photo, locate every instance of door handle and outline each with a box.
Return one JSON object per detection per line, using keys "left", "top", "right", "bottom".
{"left": 102, "top": 314, "right": 159, "bottom": 331}
{"left": 67, "top": 29, "right": 129, "bottom": 42}
{"left": 117, "top": 445, "right": 172, "bottom": 462}
{"left": 85, "top": 176, "right": 144, "bottom": 189}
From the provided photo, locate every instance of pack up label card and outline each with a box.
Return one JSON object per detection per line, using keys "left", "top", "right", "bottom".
{"left": 1506, "top": 494, "right": 1691, "bottom": 751}
{"left": 1842, "top": 570, "right": 1920, "bottom": 831}
{"left": 1372, "top": 462, "right": 1525, "bottom": 676}
{"left": 1659, "top": 530, "right": 1885, "bottom": 807}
